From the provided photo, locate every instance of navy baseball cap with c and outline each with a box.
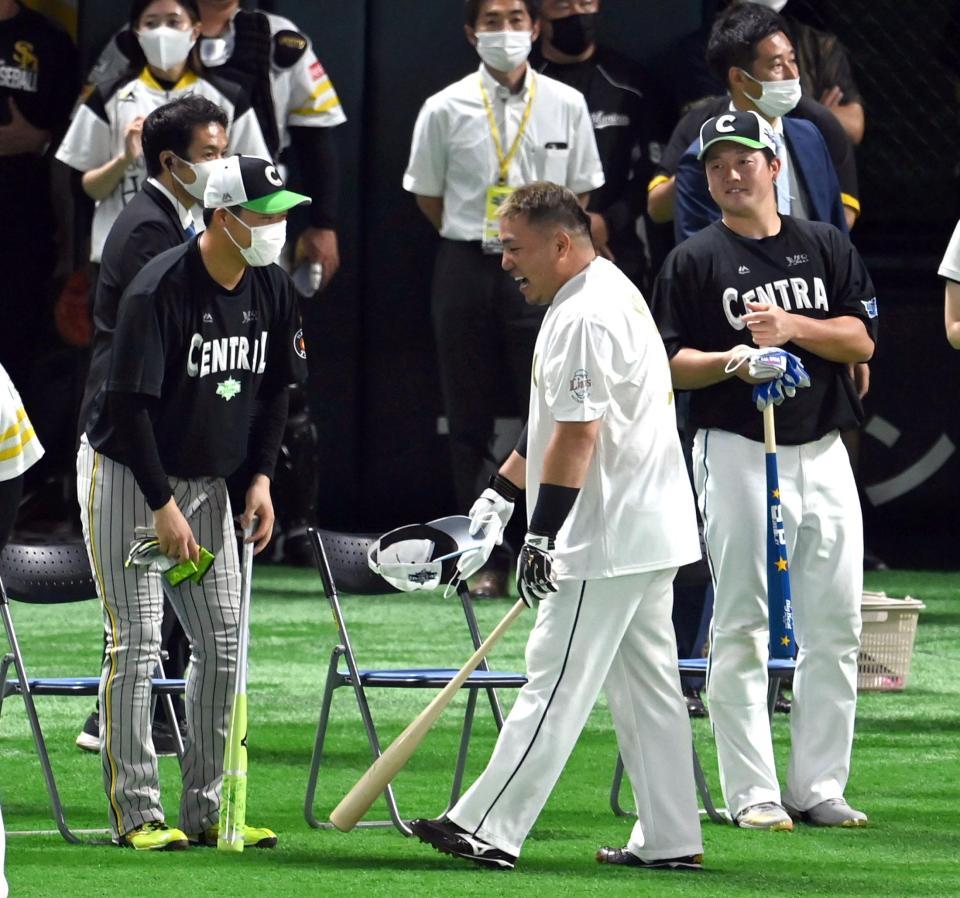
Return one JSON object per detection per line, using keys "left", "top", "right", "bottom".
{"left": 697, "top": 110, "right": 777, "bottom": 161}
{"left": 203, "top": 155, "right": 311, "bottom": 213}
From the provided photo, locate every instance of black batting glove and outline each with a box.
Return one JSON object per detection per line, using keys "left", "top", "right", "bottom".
{"left": 516, "top": 533, "right": 558, "bottom": 608}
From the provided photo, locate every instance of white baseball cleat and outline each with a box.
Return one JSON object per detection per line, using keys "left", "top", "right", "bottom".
{"left": 735, "top": 802, "right": 794, "bottom": 831}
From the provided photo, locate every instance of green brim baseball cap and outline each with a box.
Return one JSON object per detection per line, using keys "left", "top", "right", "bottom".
{"left": 697, "top": 110, "right": 777, "bottom": 160}
{"left": 203, "top": 155, "right": 312, "bottom": 211}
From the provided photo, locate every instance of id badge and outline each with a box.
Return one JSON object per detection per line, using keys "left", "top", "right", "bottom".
{"left": 482, "top": 184, "right": 515, "bottom": 254}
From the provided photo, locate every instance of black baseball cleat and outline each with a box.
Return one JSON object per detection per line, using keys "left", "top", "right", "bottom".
{"left": 596, "top": 846, "right": 703, "bottom": 870}
{"left": 410, "top": 817, "right": 516, "bottom": 870}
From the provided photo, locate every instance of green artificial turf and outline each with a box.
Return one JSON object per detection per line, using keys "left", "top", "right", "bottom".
{"left": 1, "top": 567, "right": 957, "bottom": 897}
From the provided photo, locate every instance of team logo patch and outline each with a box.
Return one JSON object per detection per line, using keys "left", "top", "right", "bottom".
{"left": 861, "top": 297, "right": 879, "bottom": 318}
{"left": 242, "top": 310, "right": 257, "bottom": 324}
{"left": 591, "top": 111, "right": 630, "bottom": 130}
{"left": 785, "top": 253, "right": 809, "bottom": 267}
{"left": 310, "top": 60, "right": 325, "bottom": 80}
{"left": 407, "top": 569, "right": 435, "bottom": 585}
{"left": 569, "top": 369, "right": 592, "bottom": 403}
{"left": 216, "top": 377, "right": 242, "bottom": 401}
{"left": 738, "top": 264, "right": 751, "bottom": 275}
{"left": 294, "top": 328, "right": 307, "bottom": 359}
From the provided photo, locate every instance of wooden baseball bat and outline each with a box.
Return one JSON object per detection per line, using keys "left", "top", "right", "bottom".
{"left": 218, "top": 522, "right": 255, "bottom": 852}
{"left": 763, "top": 405, "right": 796, "bottom": 659}
{"left": 329, "top": 598, "right": 527, "bottom": 832}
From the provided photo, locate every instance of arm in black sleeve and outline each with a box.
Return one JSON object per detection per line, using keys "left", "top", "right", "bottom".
{"left": 109, "top": 392, "right": 172, "bottom": 510}
{"left": 248, "top": 385, "right": 290, "bottom": 480}
{"left": 288, "top": 125, "right": 339, "bottom": 229}
{"left": 515, "top": 421, "right": 528, "bottom": 458}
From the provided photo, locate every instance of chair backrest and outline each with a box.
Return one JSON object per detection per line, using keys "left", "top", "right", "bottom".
{"left": 0, "top": 542, "right": 97, "bottom": 605}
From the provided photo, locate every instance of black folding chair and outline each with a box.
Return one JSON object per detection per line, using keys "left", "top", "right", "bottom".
{"left": 609, "top": 657, "right": 797, "bottom": 824}
{"left": 0, "top": 542, "right": 186, "bottom": 843}
{"left": 303, "top": 528, "right": 528, "bottom": 835}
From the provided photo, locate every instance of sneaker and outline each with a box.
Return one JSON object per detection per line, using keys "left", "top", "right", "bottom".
{"left": 75, "top": 711, "right": 100, "bottom": 752}
{"left": 188, "top": 823, "right": 278, "bottom": 848}
{"left": 785, "top": 798, "right": 867, "bottom": 828}
{"left": 596, "top": 846, "right": 703, "bottom": 870}
{"left": 735, "top": 802, "right": 794, "bottom": 831}
{"left": 682, "top": 685, "right": 706, "bottom": 718}
{"left": 120, "top": 821, "right": 189, "bottom": 851}
{"left": 410, "top": 817, "right": 516, "bottom": 870}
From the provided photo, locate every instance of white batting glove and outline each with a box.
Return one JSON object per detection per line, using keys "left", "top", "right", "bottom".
{"left": 456, "top": 488, "right": 515, "bottom": 580}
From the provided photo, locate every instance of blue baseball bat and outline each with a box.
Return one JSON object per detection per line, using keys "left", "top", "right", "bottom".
{"left": 763, "top": 405, "right": 796, "bottom": 659}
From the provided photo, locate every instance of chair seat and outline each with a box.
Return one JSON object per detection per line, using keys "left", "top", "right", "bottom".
{"left": 677, "top": 657, "right": 796, "bottom": 677}
{"left": 5, "top": 676, "right": 186, "bottom": 696}
{"left": 349, "top": 668, "right": 527, "bottom": 688}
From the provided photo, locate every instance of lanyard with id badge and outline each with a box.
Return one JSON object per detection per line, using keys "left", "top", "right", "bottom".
{"left": 479, "top": 74, "right": 537, "bottom": 253}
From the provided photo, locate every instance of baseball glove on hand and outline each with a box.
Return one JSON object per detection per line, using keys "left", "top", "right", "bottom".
{"left": 516, "top": 533, "right": 558, "bottom": 608}
{"left": 456, "top": 488, "right": 515, "bottom": 580}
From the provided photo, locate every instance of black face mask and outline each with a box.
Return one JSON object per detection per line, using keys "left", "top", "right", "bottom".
{"left": 548, "top": 12, "right": 598, "bottom": 57}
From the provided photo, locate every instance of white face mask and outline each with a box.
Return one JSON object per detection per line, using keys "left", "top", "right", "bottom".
{"left": 476, "top": 30, "right": 533, "bottom": 73}
{"left": 741, "top": 69, "right": 801, "bottom": 118}
{"left": 170, "top": 157, "right": 222, "bottom": 202}
{"left": 138, "top": 25, "right": 196, "bottom": 72}
{"left": 225, "top": 210, "right": 287, "bottom": 267}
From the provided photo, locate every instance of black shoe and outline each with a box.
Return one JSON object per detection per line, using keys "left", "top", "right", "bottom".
{"left": 596, "top": 846, "right": 703, "bottom": 870}
{"left": 410, "top": 818, "right": 516, "bottom": 870}
{"left": 151, "top": 720, "right": 187, "bottom": 757}
{"left": 75, "top": 710, "right": 100, "bottom": 752}
{"left": 468, "top": 569, "right": 509, "bottom": 600}
{"left": 774, "top": 687, "right": 791, "bottom": 715}
{"left": 682, "top": 685, "right": 706, "bottom": 718}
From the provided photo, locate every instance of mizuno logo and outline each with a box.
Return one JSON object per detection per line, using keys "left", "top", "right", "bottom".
{"left": 738, "top": 265, "right": 750, "bottom": 274}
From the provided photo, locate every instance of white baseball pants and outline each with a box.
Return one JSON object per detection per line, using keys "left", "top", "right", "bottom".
{"left": 449, "top": 568, "right": 703, "bottom": 861}
{"left": 693, "top": 428, "right": 862, "bottom": 818}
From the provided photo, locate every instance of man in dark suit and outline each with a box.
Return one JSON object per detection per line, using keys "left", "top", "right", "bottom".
{"left": 75, "top": 94, "right": 229, "bottom": 755}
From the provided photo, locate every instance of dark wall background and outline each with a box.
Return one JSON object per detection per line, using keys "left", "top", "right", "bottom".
{"left": 69, "top": 1, "right": 960, "bottom": 566}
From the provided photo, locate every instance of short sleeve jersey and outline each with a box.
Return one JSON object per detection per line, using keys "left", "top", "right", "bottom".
{"left": 0, "top": 362, "right": 43, "bottom": 481}
{"left": 88, "top": 239, "right": 308, "bottom": 479}
{"left": 56, "top": 68, "right": 269, "bottom": 262}
{"left": 938, "top": 219, "right": 960, "bottom": 282}
{"left": 403, "top": 65, "right": 605, "bottom": 241}
{"left": 527, "top": 257, "right": 700, "bottom": 580}
{"left": 652, "top": 216, "right": 878, "bottom": 444}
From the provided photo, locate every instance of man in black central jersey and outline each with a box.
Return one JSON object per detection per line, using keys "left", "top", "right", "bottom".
{"left": 652, "top": 110, "right": 876, "bottom": 834}
{"left": 77, "top": 154, "right": 308, "bottom": 853}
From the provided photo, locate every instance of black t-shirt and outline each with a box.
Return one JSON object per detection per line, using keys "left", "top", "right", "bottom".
{"left": 0, "top": 4, "right": 78, "bottom": 212}
{"left": 652, "top": 216, "right": 878, "bottom": 444}
{"left": 534, "top": 46, "right": 669, "bottom": 247}
{"left": 88, "top": 238, "right": 308, "bottom": 478}
{"left": 655, "top": 95, "right": 858, "bottom": 209}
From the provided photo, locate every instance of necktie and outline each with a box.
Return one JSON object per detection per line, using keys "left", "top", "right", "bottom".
{"left": 772, "top": 131, "right": 792, "bottom": 216}
{"left": 184, "top": 221, "right": 197, "bottom": 238}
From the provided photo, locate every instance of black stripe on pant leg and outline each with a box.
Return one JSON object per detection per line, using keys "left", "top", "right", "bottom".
{"left": 472, "top": 580, "right": 588, "bottom": 835}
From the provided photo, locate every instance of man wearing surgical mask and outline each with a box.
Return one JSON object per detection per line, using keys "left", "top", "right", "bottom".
{"left": 73, "top": 93, "right": 229, "bottom": 759}
{"left": 672, "top": 2, "right": 849, "bottom": 244}
{"left": 77, "top": 154, "right": 307, "bottom": 851}
{"left": 404, "top": 0, "right": 604, "bottom": 599}
{"left": 532, "top": 0, "right": 668, "bottom": 291}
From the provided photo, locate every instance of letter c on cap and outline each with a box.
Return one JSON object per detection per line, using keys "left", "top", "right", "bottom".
{"left": 716, "top": 114, "right": 737, "bottom": 133}
{"left": 265, "top": 165, "right": 283, "bottom": 187}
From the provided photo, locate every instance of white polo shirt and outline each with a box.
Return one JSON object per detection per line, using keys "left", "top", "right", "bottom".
{"left": 0, "top": 363, "right": 43, "bottom": 482}
{"left": 56, "top": 69, "right": 269, "bottom": 262}
{"left": 526, "top": 257, "right": 700, "bottom": 580}
{"left": 403, "top": 64, "right": 605, "bottom": 242}
{"left": 939, "top": 219, "right": 960, "bottom": 281}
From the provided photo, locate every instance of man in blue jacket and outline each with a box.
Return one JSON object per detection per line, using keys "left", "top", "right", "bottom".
{"left": 673, "top": 2, "right": 846, "bottom": 243}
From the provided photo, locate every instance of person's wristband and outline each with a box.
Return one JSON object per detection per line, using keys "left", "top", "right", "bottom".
{"left": 489, "top": 472, "right": 521, "bottom": 502}
{"left": 529, "top": 483, "right": 580, "bottom": 540}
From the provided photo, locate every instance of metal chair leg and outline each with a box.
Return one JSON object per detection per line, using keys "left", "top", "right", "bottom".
{"left": 304, "top": 650, "right": 344, "bottom": 828}
{"left": 447, "top": 687, "right": 478, "bottom": 809}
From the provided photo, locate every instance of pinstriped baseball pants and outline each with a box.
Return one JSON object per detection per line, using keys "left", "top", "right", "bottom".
{"left": 77, "top": 436, "right": 240, "bottom": 839}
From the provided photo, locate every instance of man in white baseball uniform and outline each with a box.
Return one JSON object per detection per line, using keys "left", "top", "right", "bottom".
{"left": 939, "top": 219, "right": 960, "bottom": 348}
{"left": 652, "top": 110, "right": 877, "bottom": 831}
{"left": 411, "top": 181, "right": 703, "bottom": 871}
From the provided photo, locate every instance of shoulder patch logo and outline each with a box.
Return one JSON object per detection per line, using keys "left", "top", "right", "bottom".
{"left": 216, "top": 377, "right": 242, "bottom": 401}
{"left": 861, "top": 297, "right": 878, "bottom": 318}
{"left": 294, "top": 328, "right": 307, "bottom": 359}
{"left": 569, "top": 369, "right": 592, "bottom": 403}
{"left": 738, "top": 264, "right": 751, "bottom": 275}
